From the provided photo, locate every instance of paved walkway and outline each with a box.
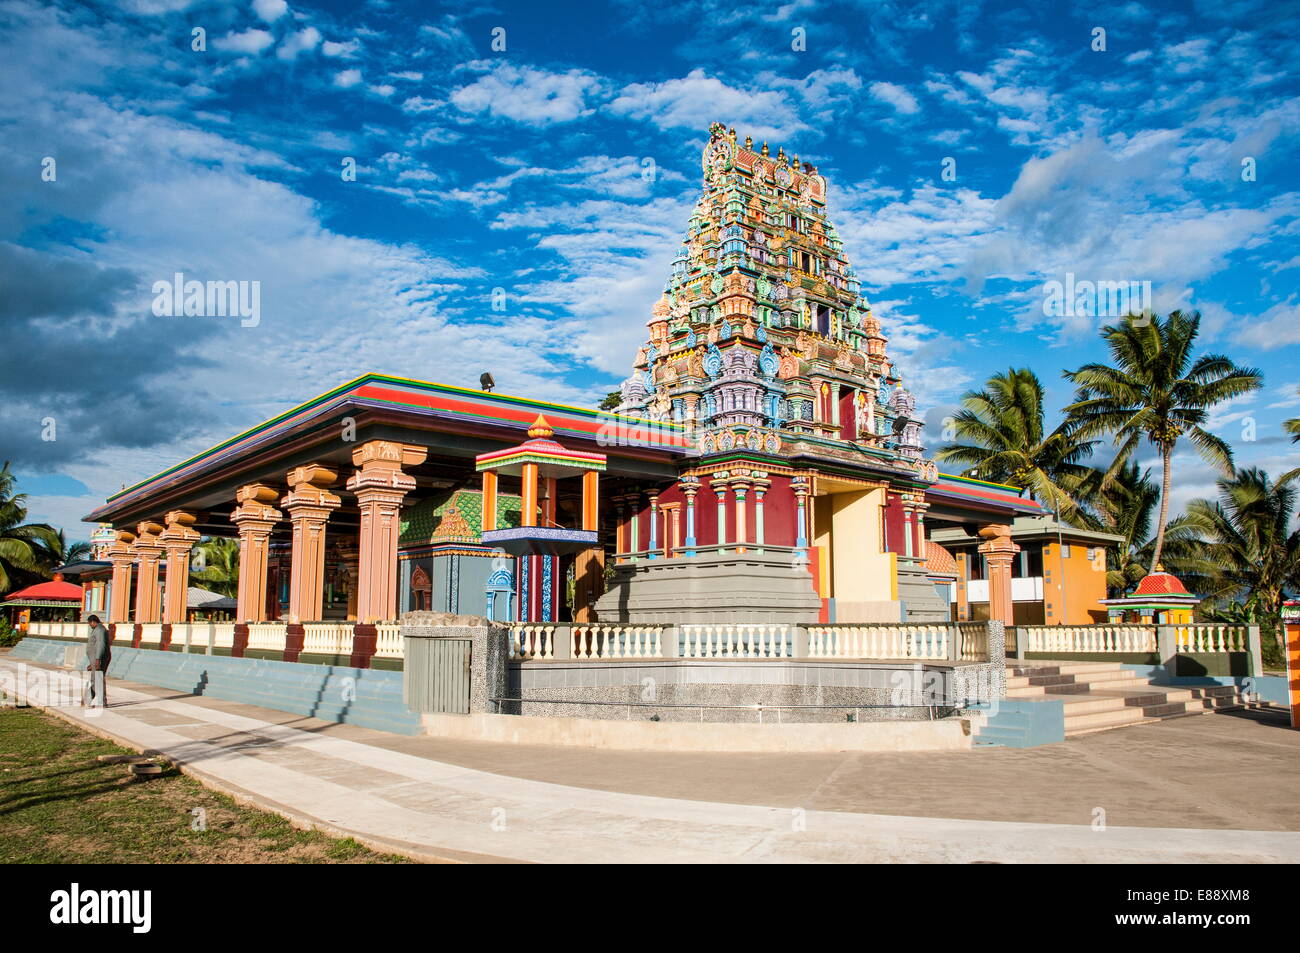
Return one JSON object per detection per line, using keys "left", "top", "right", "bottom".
{"left": 4, "top": 656, "right": 1298, "bottom": 863}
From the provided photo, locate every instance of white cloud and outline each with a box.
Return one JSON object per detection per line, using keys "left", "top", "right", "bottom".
{"left": 214, "top": 28, "right": 274, "bottom": 54}
{"left": 608, "top": 68, "right": 803, "bottom": 141}
{"left": 252, "top": 0, "right": 288, "bottom": 23}
{"left": 450, "top": 62, "right": 603, "bottom": 125}
{"left": 868, "top": 80, "right": 919, "bottom": 115}
{"left": 334, "top": 68, "right": 362, "bottom": 88}
{"left": 277, "top": 26, "right": 320, "bottom": 60}
{"left": 322, "top": 38, "right": 360, "bottom": 57}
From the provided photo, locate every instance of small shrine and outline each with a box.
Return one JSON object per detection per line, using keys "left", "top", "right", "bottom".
{"left": 1100, "top": 566, "right": 1200, "bottom": 624}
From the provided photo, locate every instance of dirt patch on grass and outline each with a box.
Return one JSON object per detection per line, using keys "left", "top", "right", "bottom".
{"left": 0, "top": 707, "right": 411, "bottom": 863}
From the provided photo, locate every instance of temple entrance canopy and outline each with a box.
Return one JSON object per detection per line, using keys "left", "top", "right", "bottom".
{"left": 477, "top": 415, "right": 605, "bottom": 557}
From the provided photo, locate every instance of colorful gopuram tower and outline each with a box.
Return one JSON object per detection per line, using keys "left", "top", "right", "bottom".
{"left": 616, "top": 121, "right": 926, "bottom": 468}
{"left": 598, "top": 124, "right": 948, "bottom": 625}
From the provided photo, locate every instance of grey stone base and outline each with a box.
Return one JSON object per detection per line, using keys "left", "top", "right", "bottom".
{"left": 595, "top": 548, "right": 822, "bottom": 624}
{"left": 503, "top": 658, "right": 998, "bottom": 723}
{"left": 895, "top": 564, "right": 953, "bottom": 623}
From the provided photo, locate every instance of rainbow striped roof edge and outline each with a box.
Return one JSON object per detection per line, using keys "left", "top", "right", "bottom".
{"left": 103, "top": 373, "right": 685, "bottom": 506}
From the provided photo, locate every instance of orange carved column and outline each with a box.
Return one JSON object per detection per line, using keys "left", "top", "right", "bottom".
{"left": 978, "top": 524, "right": 1020, "bottom": 626}
{"left": 160, "top": 511, "right": 200, "bottom": 629}
{"left": 346, "top": 441, "right": 427, "bottom": 626}
{"left": 107, "top": 530, "right": 136, "bottom": 626}
{"left": 231, "top": 484, "right": 282, "bottom": 624}
{"left": 520, "top": 462, "right": 539, "bottom": 527}
{"left": 281, "top": 465, "right": 341, "bottom": 625}
{"left": 132, "top": 521, "right": 164, "bottom": 631}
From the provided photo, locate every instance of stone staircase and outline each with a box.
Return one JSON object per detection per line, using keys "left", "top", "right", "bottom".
{"left": 1006, "top": 661, "right": 1245, "bottom": 736}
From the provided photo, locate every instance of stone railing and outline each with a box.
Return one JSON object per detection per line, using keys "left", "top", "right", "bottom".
{"left": 510, "top": 624, "right": 556, "bottom": 660}
{"left": 807, "top": 623, "right": 956, "bottom": 660}
{"left": 1019, "top": 624, "right": 1157, "bottom": 654}
{"left": 957, "top": 622, "right": 988, "bottom": 661}
{"left": 509, "top": 621, "right": 996, "bottom": 664}
{"left": 26, "top": 621, "right": 88, "bottom": 640}
{"left": 680, "top": 624, "right": 791, "bottom": 658}
{"left": 139, "top": 622, "right": 164, "bottom": 644}
{"left": 375, "top": 623, "right": 403, "bottom": 659}
{"left": 302, "top": 623, "right": 354, "bottom": 657}
{"left": 1173, "top": 624, "right": 1251, "bottom": 653}
{"left": 572, "top": 624, "right": 665, "bottom": 659}
{"left": 247, "top": 622, "right": 287, "bottom": 653}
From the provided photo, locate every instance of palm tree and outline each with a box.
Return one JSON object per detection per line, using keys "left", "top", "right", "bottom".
{"left": 0, "top": 462, "right": 59, "bottom": 595}
{"left": 1285, "top": 388, "right": 1299, "bottom": 442}
{"left": 1087, "top": 459, "right": 1202, "bottom": 596}
{"left": 190, "top": 537, "right": 239, "bottom": 598}
{"left": 40, "top": 529, "right": 92, "bottom": 569}
{"left": 935, "top": 367, "right": 1099, "bottom": 519}
{"left": 1179, "top": 467, "right": 1300, "bottom": 658}
{"left": 1063, "top": 311, "right": 1262, "bottom": 571}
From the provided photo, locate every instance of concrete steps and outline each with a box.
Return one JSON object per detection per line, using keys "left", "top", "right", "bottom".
{"left": 1003, "top": 661, "right": 1245, "bottom": 738}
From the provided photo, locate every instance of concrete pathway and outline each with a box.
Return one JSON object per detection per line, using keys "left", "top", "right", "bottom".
{"left": 4, "top": 656, "right": 1298, "bottom": 863}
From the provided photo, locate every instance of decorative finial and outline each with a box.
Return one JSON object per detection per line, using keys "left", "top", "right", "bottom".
{"left": 793, "top": 154, "right": 800, "bottom": 167}
{"left": 744, "top": 136, "right": 753, "bottom": 149}
{"left": 777, "top": 146, "right": 785, "bottom": 162}
{"left": 761, "top": 141, "right": 769, "bottom": 156}
{"left": 527, "top": 415, "right": 554, "bottom": 439}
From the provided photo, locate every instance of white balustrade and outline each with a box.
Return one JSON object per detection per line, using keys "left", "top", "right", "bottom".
{"left": 138, "top": 623, "right": 163, "bottom": 644}
{"left": 247, "top": 622, "right": 288, "bottom": 653}
{"left": 1021, "top": 625, "right": 1157, "bottom": 654}
{"left": 807, "top": 624, "right": 951, "bottom": 660}
{"left": 302, "top": 623, "right": 353, "bottom": 657}
{"left": 510, "top": 625, "right": 555, "bottom": 659}
{"left": 375, "top": 623, "right": 403, "bottom": 659}
{"left": 679, "top": 624, "right": 789, "bottom": 658}
{"left": 572, "top": 624, "right": 665, "bottom": 659}
{"left": 210, "top": 623, "right": 235, "bottom": 649}
{"left": 1175, "top": 624, "right": 1246, "bottom": 654}
{"left": 957, "top": 623, "right": 988, "bottom": 661}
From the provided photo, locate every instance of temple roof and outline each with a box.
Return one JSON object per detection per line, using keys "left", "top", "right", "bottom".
{"left": 1132, "top": 570, "right": 1191, "bottom": 597}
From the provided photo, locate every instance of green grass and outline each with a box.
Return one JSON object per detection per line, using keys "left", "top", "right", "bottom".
{"left": 0, "top": 707, "right": 412, "bottom": 864}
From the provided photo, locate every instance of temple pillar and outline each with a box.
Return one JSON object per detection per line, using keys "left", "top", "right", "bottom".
{"left": 913, "top": 501, "right": 929, "bottom": 560}
{"left": 581, "top": 470, "right": 599, "bottom": 532}
{"left": 159, "top": 510, "right": 200, "bottom": 624}
{"left": 647, "top": 492, "right": 660, "bottom": 558}
{"left": 978, "top": 524, "right": 1020, "bottom": 626}
{"left": 520, "top": 462, "right": 539, "bottom": 527}
{"left": 714, "top": 482, "right": 728, "bottom": 549}
{"left": 681, "top": 477, "right": 699, "bottom": 556}
{"left": 732, "top": 479, "right": 750, "bottom": 549}
{"left": 481, "top": 470, "right": 498, "bottom": 534}
{"left": 132, "top": 521, "right": 164, "bottom": 624}
{"left": 231, "top": 484, "right": 282, "bottom": 623}
{"left": 792, "top": 475, "right": 810, "bottom": 553}
{"left": 753, "top": 478, "right": 769, "bottom": 553}
{"left": 346, "top": 441, "right": 427, "bottom": 627}
{"left": 281, "top": 464, "right": 341, "bottom": 625}
{"left": 107, "top": 531, "right": 136, "bottom": 624}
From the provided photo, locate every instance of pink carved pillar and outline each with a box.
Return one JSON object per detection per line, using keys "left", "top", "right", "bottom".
{"left": 160, "top": 511, "right": 200, "bottom": 625}
{"left": 347, "top": 441, "right": 427, "bottom": 626}
{"left": 132, "top": 521, "right": 164, "bottom": 625}
{"left": 281, "top": 464, "right": 341, "bottom": 626}
{"left": 978, "top": 524, "right": 1020, "bottom": 626}
{"left": 107, "top": 530, "right": 136, "bottom": 625}
{"left": 231, "top": 484, "right": 282, "bottom": 624}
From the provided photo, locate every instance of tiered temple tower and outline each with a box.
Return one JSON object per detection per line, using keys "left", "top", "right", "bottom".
{"left": 617, "top": 121, "right": 924, "bottom": 465}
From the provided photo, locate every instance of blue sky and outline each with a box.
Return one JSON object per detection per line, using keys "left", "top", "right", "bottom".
{"left": 3, "top": 0, "right": 1298, "bottom": 539}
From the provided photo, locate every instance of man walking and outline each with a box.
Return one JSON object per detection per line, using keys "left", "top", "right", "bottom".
{"left": 84, "top": 615, "right": 111, "bottom": 708}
